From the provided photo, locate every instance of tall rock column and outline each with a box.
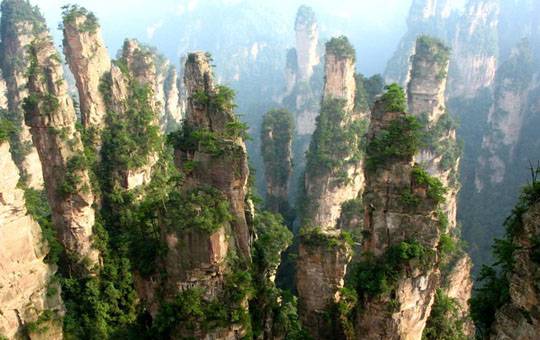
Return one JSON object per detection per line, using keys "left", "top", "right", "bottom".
{"left": 296, "top": 36, "right": 367, "bottom": 339}
{"left": 164, "top": 51, "right": 253, "bottom": 338}
{"left": 62, "top": 5, "right": 111, "bottom": 132}
{"left": 354, "top": 85, "right": 444, "bottom": 340}
{"left": 295, "top": 5, "right": 319, "bottom": 82}
{"left": 0, "top": 0, "right": 44, "bottom": 189}
{"left": 261, "top": 109, "right": 294, "bottom": 221}
{"left": 162, "top": 65, "right": 183, "bottom": 133}
{"left": 23, "top": 35, "right": 99, "bottom": 269}
{"left": 407, "top": 36, "right": 473, "bottom": 336}
{"left": 300, "top": 36, "right": 364, "bottom": 231}
{"left": 0, "top": 140, "right": 63, "bottom": 340}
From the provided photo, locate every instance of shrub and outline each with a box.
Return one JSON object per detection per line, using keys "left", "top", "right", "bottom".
{"left": 423, "top": 289, "right": 467, "bottom": 340}
{"left": 411, "top": 165, "right": 447, "bottom": 204}
{"left": 326, "top": 36, "right": 356, "bottom": 61}
{"left": 380, "top": 83, "right": 407, "bottom": 112}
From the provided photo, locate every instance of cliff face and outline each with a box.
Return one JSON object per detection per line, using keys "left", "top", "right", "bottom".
{"left": 261, "top": 109, "right": 293, "bottom": 220}
{"left": 62, "top": 5, "right": 111, "bottom": 131}
{"left": 0, "top": 141, "right": 63, "bottom": 340}
{"left": 384, "top": 0, "right": 457, "bottom": 86}
{"left": 491, "top": 201, "right": 540, "bottom": 339}
{"left": 407, "top": 36, "right": 473, "bottom": 336}
{"left": 282, "top": 5, "right": 322, "bottom": 137}
{"left": 301, "top": 37, "right": 364, "bottom": 231}
{"left": 447, "top": 0, "right": 499, "bottom": 99}
{"left": 296, "top": 36, "right": 367, "bottom": 339}
{"left": 23, "top": 34, "right": 99, "bottom": 269}
{"left": 294, "top": 5, "right": 319, "bottom": 82}
{"left": 0, "top": 0, "right": 45, "bottom": 189}
{"left": 162, "top": 65, "right": 183, "bottom": 133}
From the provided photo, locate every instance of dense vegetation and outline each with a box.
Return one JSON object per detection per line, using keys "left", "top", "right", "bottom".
{"left": 422, "top": 289, "right": 468, "bottom": 340}
{"left": 61, "top": 4, "right": 99, "bottom": 33}
{"left": 355, "top": 74, "right": 384, "bottom": 112}
{"left": 414, "top": 35, "right": 450, "bottom": 80}
{"left": 326, "top": 36, "right": 356, "bottom": 62}
{"left": 470, "top": 166, "right": 540, "bottom": 337}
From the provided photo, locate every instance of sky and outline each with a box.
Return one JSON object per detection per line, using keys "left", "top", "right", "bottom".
{"left": 31, "top": 0, "right": 414, "bottom": 74}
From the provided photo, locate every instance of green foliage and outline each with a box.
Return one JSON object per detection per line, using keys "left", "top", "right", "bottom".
{"left": 61, "top": 4, "right": 99, "bottom": 33}
{"left": 380, "top": 83, "right": 407, "bottom": 112}
{"left": 411, "top": 165, "right": 448, "bottom": 204}
{"left": 0, "top": 117, "right": 14, "bottom": 142}
{"left": 355, "top": 74, "right": 384, "bottom": 112}
{"left": 300, "top": 227, "right": 353, "bottom": 250}
{"left": 470, "top": 167, "right": 540, "bottom": 336}
{"left": 422, "top": 289, "right": 467, "bottom": 340}
{"left": 24, "top": 189, "right": 63, "bottom": 265}
{"left": 326, "top": 36, "right": 356, "bottom": 61}
{"left": 59, "top": 155, "right": 89, "bottom": 197}
{"left": 101, "top": 83, "right": 161, "bottom": 171}
{"left": 415, "top": 35, "right": 451, "bottom": 80}
{"left": 22, "top": 93, "right": 60, "bottom": 116}
{"left": 438, "top": 234, "right": 457, "bottom": 259}
{"left": 366, "top": 115, "right": 422, "bottom": 170}
{"left": 154, "top": 270, "right": 254, "bottom": 337}
{"left": 252, "top": 212, "right": 293, "bottom": 275}
{"left": 336, "top": 287, "right": 358, "bottom": 339}
{"left": 306, "top": 98, "right": 368, "bottom": 177}
{"left": 261, "top": 109, "right": 294, "bottom": 186}
{"left": 24, "top": 309, "right": 62, "bottom": 336}
{"left": 349, "top": 240, "right": 435, "bottom": 298}
{"left": 163, "top": 186, "right": 233, "bottom": 234}
{"left": 418, "top": 111, "right": 462, "bottom": 172}
{"left": 193, "top": 85, "right": 237, "bottom": 113}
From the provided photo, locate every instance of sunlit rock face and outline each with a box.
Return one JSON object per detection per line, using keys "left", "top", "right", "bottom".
{"left": 447, "top": 0, "right": 499, "bottom": 99}
{"left": 24, "top": 32, "right": 99, "bottom": 269}
{"left": 0, "top": 141, "right": 63, "bottom": 340}
{"left": 296, "top": 36, "right": 367, "bottom": 339}
{"left": 63, "top": 8, "right": 111, "bottom": 131}
{"left": 408, "top": 36, "right": 474, "bottom": 337}
{"left": 0, "top": 0, "right": 45, "bottom": 190}
{"left": 162, "top": 65, "right": 183, "bottom": 133}
{"left": 295, "top": 5, "right": 319, "bottom": 82}
{"left": 491, "top": 201, "right": 540, "bottom": 339}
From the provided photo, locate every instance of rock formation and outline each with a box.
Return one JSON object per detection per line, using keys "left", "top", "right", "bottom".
{"left": 0, "top": 0, "right": 45, "bottom": 189}
{"left": 0, "top": 140, "right": 63, "bottom": 340}
{"left": 407, "top": 36, "right": 473, "bottom": 336}
{"left": 162, "top": 65, "right": 183, "bottom": 133}
{"left": 164, "top": 52, "right": 253, "bottom": 338}
{"left": 300, "top": 36, "right": 365, "bottom": 231}
{"left": 296, "top": 36, "right": 367, "bottom": 339}
{"left": 355, "top": 86, "right": 442, "bottom": 340}
{"left": 23, "top": 32, "right": 99, "bottom": 270}
{"left": 261, "top": 109, "right": 294, "bottom": 220}
{"left": 447, "top": 0, "right": 499, "bottom": 99}
{"left": 62, "top": 5, "right": 111, "bottom": 132}
{"left": 294, "top": 5, "right": 319, "bottom": 82}
{"left": 490, "top": 200, "right": 540, "bottom": 339}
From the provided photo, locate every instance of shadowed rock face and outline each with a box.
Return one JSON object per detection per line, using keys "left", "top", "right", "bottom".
{"left": 491, "top": 201, "right": 540, "bottom": 339}
{"left": 0, "top": 141, "right": 63, "bottom": 339}
{"left": 0, "top": 0, "right": 45, "bottom": 190}
{"left": 24, "top": 34, "right": 99, "bottom": 270}
{"left": 63, "top": 8, "right": 111, "bottom": 131}
{"left": 356, "top": 100, "right": 441, "bottom": 340}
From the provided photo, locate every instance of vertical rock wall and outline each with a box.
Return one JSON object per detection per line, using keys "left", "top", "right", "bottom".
{"left": 24, "top": 34, "right": 99, "bottom": 269}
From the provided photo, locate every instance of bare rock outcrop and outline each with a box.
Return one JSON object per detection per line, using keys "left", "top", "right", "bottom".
{"left": 23, "top": 34, "right": 99, "bottom": 269}
{"left": 0, "top": 0, "right": 45, "bottom": 189}
{"left": 295, "top": 5, "right": 319, "bottom": 82}
{"left": 62, "top": 5, "right": 111, "bottom": 131}
{"left": 0, "top": 141, "right": 63, "bottom": 339}
{"left": 162, "top": 65, "right": 183, "bottom": 133}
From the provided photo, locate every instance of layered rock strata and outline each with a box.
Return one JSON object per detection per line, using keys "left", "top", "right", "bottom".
{"left": 24, "top": 33, "right": 99, "bottom": 269}
{"left": 0, "top": 0, "right": 45, "bottom": 189}
{"left": 296, "top": 36, "right": 367, "bottom": 339}
{"left": 62, "top": 5, "right": 111, "bottom": 131}
{"left": 0, "top": 141, "right": 63, "bottom": 340}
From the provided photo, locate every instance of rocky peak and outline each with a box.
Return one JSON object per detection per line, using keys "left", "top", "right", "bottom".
{"left": 447, "top": 0, "right": 500, "bottom": 98}
{"left": 162, "top": 65, "right": 183, "bottom": 133}
{"left": 62, "top": 5, "right": 111, "bottom": 131}
{"left": 184, "top": 52, "right": 217, "bottom": 128}
{"left": 23, "top": 33, "right": 99, "bottom": 270}
{"left": 0, "top": 0, "right": 45, "bottom": 189}
{"left": 408, "top": 36, "right": 450, "bottom": 123}
{"left": 0, "top": 140, "right": 63, "bottom": 339}
{"left": 323, "top": 36, "right": 356, "bottom": 113}
{"left": 294, "top": 5, "right": 319, "bottom": 81}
